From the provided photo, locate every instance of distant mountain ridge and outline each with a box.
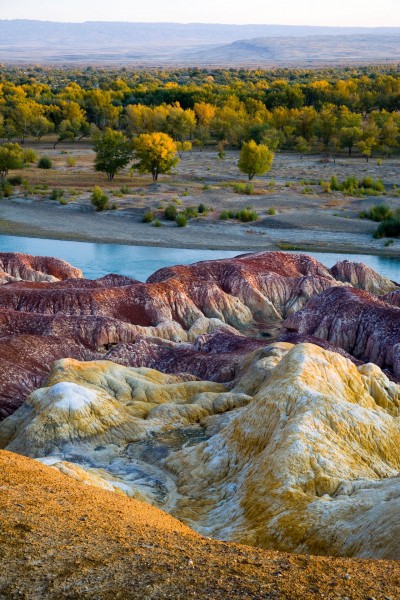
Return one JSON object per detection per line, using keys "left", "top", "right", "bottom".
{"left": 1, "top": 20, "right": 400, "bottom": 65}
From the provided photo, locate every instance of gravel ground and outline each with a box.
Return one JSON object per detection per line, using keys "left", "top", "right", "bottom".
{"left": 0, "top": 198, "right": 399, "bottom": 256}
{"left": 1, "top": 148, "right": 400, "bottom": 256}
{"left": 1, "top": 450, "right": 400, "bottom": 600}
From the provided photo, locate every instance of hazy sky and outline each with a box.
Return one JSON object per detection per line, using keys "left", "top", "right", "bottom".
{"left": 1, "top": 0, "right": 400, "bottom": 26}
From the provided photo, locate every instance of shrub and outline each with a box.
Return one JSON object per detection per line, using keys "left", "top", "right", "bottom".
{"left": 198, "top": 203, "right": 207, "bottom": 214}
{"left": 66, "top": 156, "right": 76, "bottom": 167}
{"left": 330, "top": 176, "right": 340, "bottom": 191}
{"left": 330, "top": 175, "right": 385, "bottom": 196}
{"left": 320, "top": 181, "right": 331, "bottom": 193}
{"left": 0, "top": 180, "right": 13, "bottom": 197}
{"left": 220, "top": 210, "right": 238, "bottom": 220}
{"left": 142, "top": 210, "right": 154, "bottom": 223}
{"left": 341, "top": 176, "right": 359, "bottom": 193}
{"left": 38, "top": 156, "right": 52, "bottom": 169}
{"left": 7, "top": 175, "right": 23, "bottom": 186}
{"left": 119, "top": 186, "right": 130, "bottom": 195}
{"left": 50, "top": 189, "right": 64, "bottom": 201}
{"left": 183, "top": 206, "right": 198, "bottom": 219}
{"left": 176, "top": 214, "right": 188, "bottom": 227}
{"left": 359, "top": 205, "right": 394, "bottom": 222}
{"left": 232, "top": 182, "right": 254, "bottom": 195}
{"left": 361, "top": 176, "right": 374, "bottom": 189}
{"left": 153, "top": 219, "right": 162, "bottom": 227}
{"left": 91, "top": 186, "right": 109, "bottom": 211}
{"left": 374, "top": 218, "right": 400, "bottom": 239}
{"left": 22, "top": 148, "right": 37, "bottom": 164}
{"left": 267, "top": 207, "right": 276, "bottom": 215}
{"left": 164, "top": 204, "right": 178, "bottom": 221}
{"left": 237, "top": 208, "right": 258, "bottom": 222}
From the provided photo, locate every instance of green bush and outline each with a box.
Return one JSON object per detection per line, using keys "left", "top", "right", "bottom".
{"left": 232, "top": 182, "right": 254, "bottom": 195}
{"left": 142, "top": 210, "right": 154, "bottom": 223}
{"left": 330, "top": 175, "right": 385, "bottom": 196}
{"left": 237, "top": 208, "right": 258, "bottom": 222}
{"left": 374, "top": 218, "right": 400, "bottom": 239}
{"left": 330, "top": 176, "right": 340, "bottom": 191}
{"left": 198, "top": 203, "right": 207, "bottom": 214}
{"left": 267, "top": 207, "right": 276, "bottom": 215}
{"left": 91, "top": 186, "right": 109, "bottom": 211}
{"left": 164, "top": 204, "right": 178, "bottom": 221}
{"left": 359, "top": 205, "right": 394, "bottom": 222}
{"left": 50, "top": 189, "right": 64, "bottom": 201}
{"left": 153, "top": 219, "right": 162, "bottom": 227}
{"left": 183, "top": 206, "right": 198, "bottom": 219}
{"left": 22, "top": 148, "right": 37, "bottom": 164}
{"left": 220, "top": 210, "right": 238, "bottom": 220}
{"left": 37, "top": 156, "right": 52, "bottom": 169}
{"left": 0, "top": 180, "right": 13, "bottom": 197}
{"left": 66, "top": 156, "right": 76, "bottom": 167}
{"left": 176, "top": 214, "right": 188, "bottom": 227}
{"left": 361, "top": 176, "right": 374, "bottom": 189}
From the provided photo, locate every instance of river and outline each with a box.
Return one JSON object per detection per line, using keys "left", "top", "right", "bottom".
{"left": 0, "top": 234, "right": 399, "bottom": 282}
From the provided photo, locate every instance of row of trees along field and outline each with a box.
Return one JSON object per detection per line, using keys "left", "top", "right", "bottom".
{"left": 1, "top": 66, "right": 400, "bottom": 159}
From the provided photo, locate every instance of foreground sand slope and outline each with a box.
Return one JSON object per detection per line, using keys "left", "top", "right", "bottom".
{"left": 1, "top": 450, "right": 400, "bottom": 600}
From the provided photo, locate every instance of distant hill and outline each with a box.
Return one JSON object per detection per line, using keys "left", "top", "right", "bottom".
{"left": 179, "top": 34, "right": 400, "bottom": 65}
{"left": 1, "top": 20, "right": 400, "bottom": 65}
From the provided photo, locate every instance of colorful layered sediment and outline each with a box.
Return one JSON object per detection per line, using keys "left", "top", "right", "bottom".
{"left": 0, "top": 250, "right": 400, "bottom": 571}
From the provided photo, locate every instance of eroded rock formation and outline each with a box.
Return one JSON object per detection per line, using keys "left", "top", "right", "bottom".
{"left": 331, "top": 259, "right": 398, "bottom": 294}
{"left": 0, "top": 251, "right": 349, "bottom": 418}
{"left": 2, "top": 342, "right": 400, "bottom": 560}
{"left": 0, "top": 251, "right": 83, "bottom": 282}
{"left": 283, "top": 286, "right": 400, "bottom": 378}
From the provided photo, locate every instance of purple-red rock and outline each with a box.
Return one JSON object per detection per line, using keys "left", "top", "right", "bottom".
{"left": 331, "top": 259, "right": 398, "bottom": 295}
{"left": 0, "top": 252, "right": 83, "bottom": 282}
{"left": 283, "top": 286, "right": 400, "bottom": 377}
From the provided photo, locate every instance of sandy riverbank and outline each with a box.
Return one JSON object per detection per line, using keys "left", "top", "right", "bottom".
{"left": 1, "top": 148, "right": 400, "bottom": 256}
{"left": 1, "top": 198, "right": 400, "bottom": 257}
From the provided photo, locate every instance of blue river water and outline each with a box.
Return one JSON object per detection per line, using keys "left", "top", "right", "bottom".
{"left": 0, "top": 234, "right": 399, "bottom": 282}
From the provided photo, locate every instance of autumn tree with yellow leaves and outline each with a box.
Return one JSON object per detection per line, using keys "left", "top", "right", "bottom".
{"left": 133, "top": 132, "right": 178, "bottom": 181}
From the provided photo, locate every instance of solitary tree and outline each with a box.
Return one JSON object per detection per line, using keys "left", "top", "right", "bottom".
{"left": 238, "top": 140, "right": 274, "bottom": 180}
{"left": 133, "top": 132, "right": 178, "bottom": 181}
{"left": 0, "top": 143, "right": 23, "bottom": 179}
{"left": 93, "top": 128, "right": 134, "bottom": 180}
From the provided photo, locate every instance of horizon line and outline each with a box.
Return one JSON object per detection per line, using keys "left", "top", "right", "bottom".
{"left": 1, "top": 19, "right": 400, "bottom": 29}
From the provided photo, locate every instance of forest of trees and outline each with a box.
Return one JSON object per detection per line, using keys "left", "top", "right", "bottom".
{"left": 1, "top": 65, "right": 400, "bottom": 160}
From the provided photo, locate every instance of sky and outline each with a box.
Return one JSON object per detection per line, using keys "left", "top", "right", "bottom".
{"left": 1, "top": 0, "right": 400, "bottom": 27}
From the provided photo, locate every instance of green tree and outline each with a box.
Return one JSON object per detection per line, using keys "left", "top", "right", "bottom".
{"left": 93, "top": 128, "right": 134, "bottom": 180}
{"left": 0, "top": 143, "right": 23, "bottom": 179}
{"left": 238, "top": 140, "right": 274, "bottom": 180}
{"left": 133, "top": 132, "right": 178, "bottom": 181}
{"left": 295, "top": 136, "right": 311, "bottom": 158}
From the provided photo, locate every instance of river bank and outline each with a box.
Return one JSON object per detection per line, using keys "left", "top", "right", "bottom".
{"left": 1, "top": 197, "right": 400, "bottom": 258}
